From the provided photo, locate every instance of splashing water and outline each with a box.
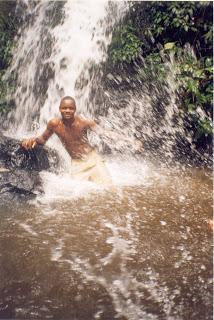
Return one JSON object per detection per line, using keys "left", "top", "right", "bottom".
{"left": 0, "top": 2, "right": 212, "bottom": 320}
{"left": 5, "top": 1, "right": 188, "bottom": 193}
{"left": 6, "top": 0, "right": 195, "bottom": 163}
{"left": 5, "top": 0, "right": 160, "bottom": 198}
{"left": 0, "top": 168, "right": 212, "bottom": 319}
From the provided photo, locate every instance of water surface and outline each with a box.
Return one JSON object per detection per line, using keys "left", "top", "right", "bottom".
{"left": 0, "top": 163, "right": 212, "bottom": 320}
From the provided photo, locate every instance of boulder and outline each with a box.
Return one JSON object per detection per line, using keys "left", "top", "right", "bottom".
{"left": 0, "top": 133, "right": 59, "bottom": 202}
{"left": 0, "top": 169, "right": 42, "bottom": 204}
{"left": 0, "top": 133, "right": 58, "bottom": 171}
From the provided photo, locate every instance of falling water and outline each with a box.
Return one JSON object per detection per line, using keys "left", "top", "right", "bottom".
{"left": 0, "top": 1, "right": 212, "bottom": 320}
{"left": 6, "top": 1, "right": 126, "bottom": 133}
{"left": 6, "top": 0, "right": 192, "bottom": 161}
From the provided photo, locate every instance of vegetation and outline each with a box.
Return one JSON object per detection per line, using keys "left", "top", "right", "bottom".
{"left": 109, "top": 1, "right": 213, "bottom": 149}
{"left": 0, "top": 1, "right": 17, "bottom": 113}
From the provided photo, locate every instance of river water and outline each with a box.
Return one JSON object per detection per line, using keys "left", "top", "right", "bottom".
{"left": 0, "top": 161, "right": 212, "bottom": 320}
{"left": 1, "top": 1, "right": 213, "bottom": 319}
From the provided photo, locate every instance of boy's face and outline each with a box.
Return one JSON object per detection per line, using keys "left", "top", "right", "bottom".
{"left": 60, "top": 100, "right": 76, "bottom": 120}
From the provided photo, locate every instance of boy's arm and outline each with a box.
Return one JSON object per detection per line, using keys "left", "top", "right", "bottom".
{"left": 21, "top": 120, "right": 56, "bottom": 150}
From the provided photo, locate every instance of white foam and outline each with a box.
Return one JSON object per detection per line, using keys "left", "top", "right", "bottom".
{"left": 19, "top": 223, "right": 38, "bottom": 237}
{"left": 35, "top": 157, "right": 158, "bottom": 204}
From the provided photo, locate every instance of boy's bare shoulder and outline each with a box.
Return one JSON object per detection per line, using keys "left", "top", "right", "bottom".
{"left": 47, "top": 118, "right": 61, "bottom": 130}
{"left": 77, "top": 115, "right": 96, "bottom": 128}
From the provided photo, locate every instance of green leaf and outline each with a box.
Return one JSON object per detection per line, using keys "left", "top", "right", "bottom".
{"left": 164, "top": 42, "right": 176, "bottom": 50}
{"left": 188, "top": 104, "right": 196, "bottom": 113}
{"left": 205, "top": 58, "right": 212, "bottom": 67}
{"left": 199, "top": 119, "right": 213, "bottom": 134}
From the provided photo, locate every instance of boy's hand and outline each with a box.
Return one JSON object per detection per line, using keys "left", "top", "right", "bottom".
{"left": 21, "top": 138, "right": 37, "bottom": 150}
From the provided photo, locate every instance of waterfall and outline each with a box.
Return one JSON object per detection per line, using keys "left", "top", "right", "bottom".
{"left": 6, "top": 0, "right": 127, "bottom": 135}
{"left": 4, "top": 0, "right": 210, "bottom": 167}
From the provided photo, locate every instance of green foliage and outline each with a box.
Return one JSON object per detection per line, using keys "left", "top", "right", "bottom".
{"left": 176, "top": 53, "right": 213, "bottom": 139}
{"left": 0, "top": 28, "right": 14, "bottom": 69}
{"left": 144, "top": 1, "right": 213, "bottom": 54}
{"left": 164, "top": 42, "right": 176, "bottom": 50}
{"left": 148, "top": 2, "right": 199, "bottom": 36}
{"left": 109, "top": 25, "right": 142, "bottom": 64}
{"left": 108, "top": 1, "right": 213, "bottom": 148}
{"left": 0, "top": 1, "right": 17, "bottom": 67}
{"left": 138, "top": 53, "right": 168, "bottom": 82}
{"left": 0, "top": 1, "right": 17, "bottom": 114}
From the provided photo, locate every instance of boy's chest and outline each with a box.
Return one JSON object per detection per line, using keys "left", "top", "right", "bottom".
{"left": 55, "top": 123, "right": 87, "bottom": 142}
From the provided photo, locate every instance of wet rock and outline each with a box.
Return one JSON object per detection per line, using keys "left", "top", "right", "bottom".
{"left": 0, "top": 169, "right": 42, "bottom": 203}
{"left": 0, "top": 133, "right": 58, "bottom": 171}
{"left": 0, "top": 133, "right": 59, "bottom": 202}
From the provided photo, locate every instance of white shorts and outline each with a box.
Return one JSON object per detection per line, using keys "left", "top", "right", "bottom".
{"left": 71, "top": 150, "right": 112, "bottom": 185}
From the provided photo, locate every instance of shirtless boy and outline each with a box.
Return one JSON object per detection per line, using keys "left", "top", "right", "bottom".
{"left": 22, "top": 96, "right": 112, "bottom": 184}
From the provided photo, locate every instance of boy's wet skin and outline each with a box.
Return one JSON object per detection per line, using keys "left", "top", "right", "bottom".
{"left": 22, "top": 96, "right": 142, "bottom": 184}
{"left": 22, "top": 97, "right": 97, "bottom": 160}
